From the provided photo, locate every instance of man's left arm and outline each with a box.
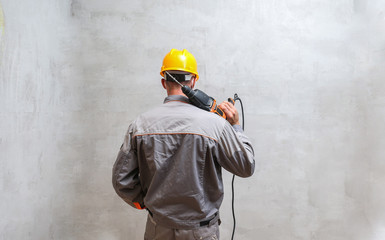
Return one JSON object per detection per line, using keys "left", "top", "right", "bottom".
{"left": 112, "top": 126, "right": 145, "bottom": 209}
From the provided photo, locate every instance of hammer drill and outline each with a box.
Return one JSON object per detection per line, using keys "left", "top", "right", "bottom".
{"left": 164, "top": 71, "right": 235, "bottom": 119}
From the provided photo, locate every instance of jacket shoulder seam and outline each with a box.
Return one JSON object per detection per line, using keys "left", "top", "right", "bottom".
{"left": 133, "top": 132, "right": 218, "bottom": 142}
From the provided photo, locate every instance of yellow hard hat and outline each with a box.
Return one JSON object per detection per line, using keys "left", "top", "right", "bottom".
{"left": 160, "top": 49, "right": 199, "bottom": 80}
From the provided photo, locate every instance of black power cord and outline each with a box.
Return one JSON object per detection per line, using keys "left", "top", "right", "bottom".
{"left": 231, "top": 94, "right": 244, "bottom": 240}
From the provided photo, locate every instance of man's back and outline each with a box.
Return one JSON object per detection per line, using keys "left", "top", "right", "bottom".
{"left": 114, "top": 95, "right": 254, "bottom": 229}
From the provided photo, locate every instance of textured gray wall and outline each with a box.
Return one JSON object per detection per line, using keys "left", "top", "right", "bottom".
{"left": 1, "top": 0, "right": 385, "bottom": 239}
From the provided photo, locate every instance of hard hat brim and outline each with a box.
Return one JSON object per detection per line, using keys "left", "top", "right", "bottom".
{"left": 160, "top": 68, "right": 199, "bottom": 80}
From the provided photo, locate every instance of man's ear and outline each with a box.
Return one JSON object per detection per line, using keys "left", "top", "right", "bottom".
{"left": 161, "top": 78, "right": 167, "bottom": 89}
{"left": 191, "top": 77, "right": 197, "bottom": 89}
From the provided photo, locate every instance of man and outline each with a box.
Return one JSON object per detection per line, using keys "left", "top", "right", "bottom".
{"left": 112, "top": 49, "right": 255, "bottom": 240}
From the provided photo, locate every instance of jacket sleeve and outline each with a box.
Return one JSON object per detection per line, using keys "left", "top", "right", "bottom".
{"left": 216, "top": 123, "right": 255, "bottom": 178}
{"left": 112, "top": 125, "right": 145, "bottom": 209}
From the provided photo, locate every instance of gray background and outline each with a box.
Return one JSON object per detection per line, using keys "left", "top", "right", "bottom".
{"left": 1, "top": 0, "right": 385, "bottom": 239}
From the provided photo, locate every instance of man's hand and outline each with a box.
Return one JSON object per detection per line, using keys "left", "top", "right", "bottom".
{"left": 219, "top": 101, "right": 240, "bottom": 126}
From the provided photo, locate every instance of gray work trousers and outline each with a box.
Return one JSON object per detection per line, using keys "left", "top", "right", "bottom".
{"left": 144, "top": 215, "right": 220, "bottom": 240}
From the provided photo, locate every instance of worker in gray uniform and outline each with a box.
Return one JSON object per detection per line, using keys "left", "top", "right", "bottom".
{"left": 112, "top": 49, "right": 255, "bottom": 240}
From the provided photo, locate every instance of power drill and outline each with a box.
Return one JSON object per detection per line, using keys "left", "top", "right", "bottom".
{"left": 164, "top": 71, "right": 235, "bottom": 119}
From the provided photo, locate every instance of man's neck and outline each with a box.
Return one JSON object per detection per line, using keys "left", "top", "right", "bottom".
{"left": 167, "top": 89, "right": 185, "bottom": 96}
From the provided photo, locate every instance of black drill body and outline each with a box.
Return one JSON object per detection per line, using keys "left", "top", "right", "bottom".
{"left": 181, "top": 85, "right": 214, "bottom": 112}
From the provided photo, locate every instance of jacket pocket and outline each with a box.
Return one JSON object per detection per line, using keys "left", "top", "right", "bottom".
{"left": 192, "top": 222, "right": 219, "bottom": 240}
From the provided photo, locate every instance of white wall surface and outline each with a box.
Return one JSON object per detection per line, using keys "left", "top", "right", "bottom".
{"left": 1, "top": 0, "right": 385, "bottom": 239}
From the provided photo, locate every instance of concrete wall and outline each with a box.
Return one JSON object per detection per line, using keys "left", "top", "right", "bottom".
{"left": 1, "top": 0, "right": 385, "bottom": 239}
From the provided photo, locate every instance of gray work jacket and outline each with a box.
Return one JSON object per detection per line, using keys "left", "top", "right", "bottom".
{"left": 112, "top": 95, "right": 255, "bottom": 229}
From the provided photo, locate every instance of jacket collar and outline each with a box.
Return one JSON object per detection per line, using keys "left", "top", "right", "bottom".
{"left": 164, "top": 95, "right": 190, "bottom": 104}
